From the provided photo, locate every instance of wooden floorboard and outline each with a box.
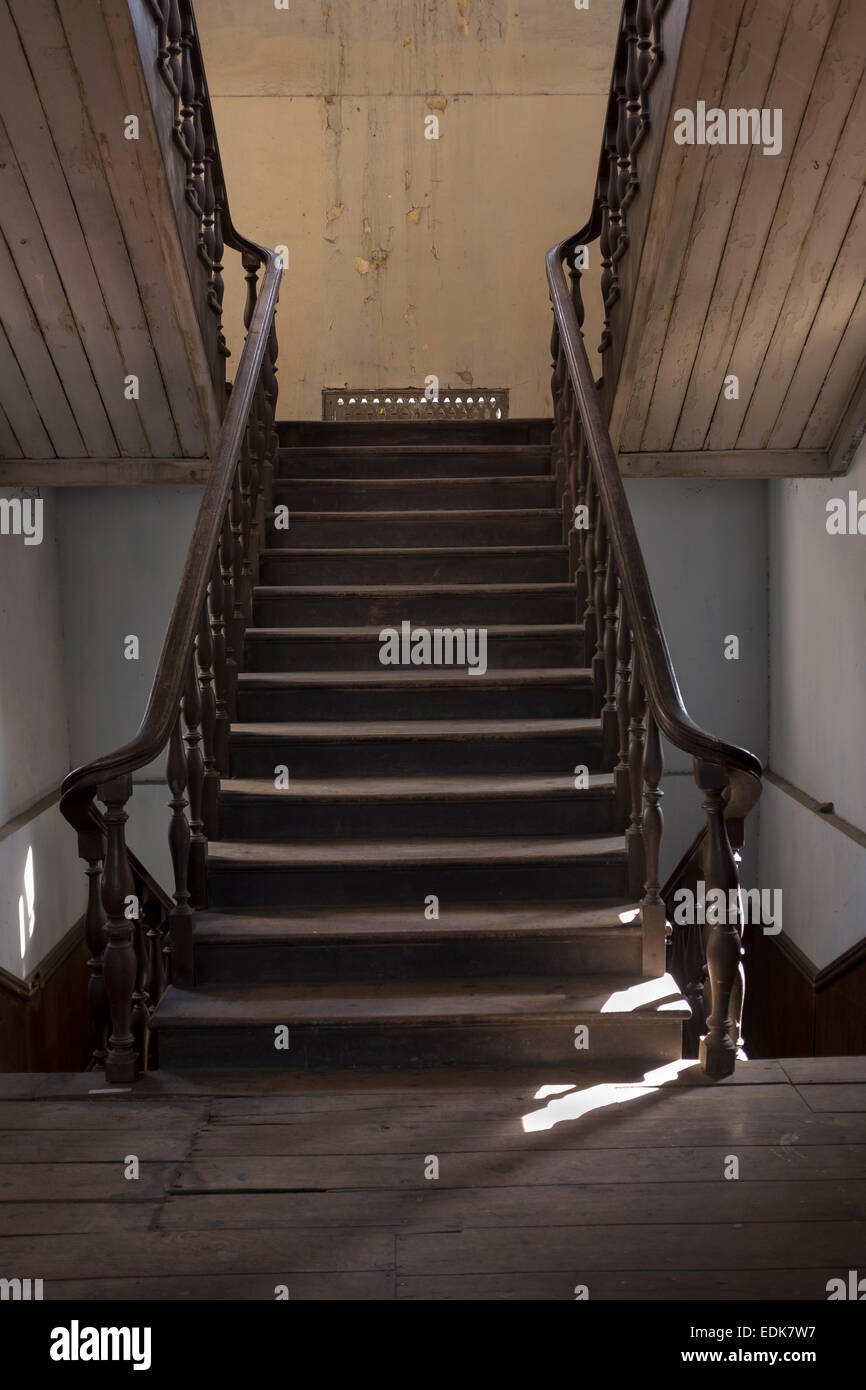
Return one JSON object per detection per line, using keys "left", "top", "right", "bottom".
{"left": 0, "top": 1059, "right": 863, "bottom": 1300}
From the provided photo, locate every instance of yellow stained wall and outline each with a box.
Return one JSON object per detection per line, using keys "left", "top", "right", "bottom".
{"left": 196, "top": 0, "right": 619, "bottom": 418}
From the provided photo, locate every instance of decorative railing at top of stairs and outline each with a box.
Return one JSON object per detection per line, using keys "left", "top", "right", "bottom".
{"left": 547, "top": 0, "right": 762, "bottom": 1078}
{"left": 60, "top": 0, "right": 281, "bottom": 1084}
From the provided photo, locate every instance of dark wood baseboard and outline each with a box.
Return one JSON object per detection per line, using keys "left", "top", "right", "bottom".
{"left": 743, "top": 924, "right": 866, "bottom": 1058}
{"left": 0, "top": 919, "right": 92, "bottom": 1072}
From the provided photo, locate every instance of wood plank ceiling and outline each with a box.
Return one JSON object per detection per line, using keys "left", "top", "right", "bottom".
{"left": 0, "top": 0, "right": 220, "bottom": 479}
{"left": 610, "top": 0, "right": 866, "bottom": 476}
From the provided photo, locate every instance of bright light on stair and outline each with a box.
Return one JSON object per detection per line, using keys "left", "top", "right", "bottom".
{"left": 600, "top": 972, "right": 686, "bottom": 1013}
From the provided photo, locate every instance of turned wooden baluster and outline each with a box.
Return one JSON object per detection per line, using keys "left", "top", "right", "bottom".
{"left": 148, "top": 0, "right": 170, "bottom": 80}
{"left": 262, "top": 324, "right": 279, "bottom": 515}
{"left": 636, "top": 0, "right": 655, "bottom": 103}
{"left": 230, "top": 463, "right": 246, "bottom": 666}
{"left": 198, "top": 593, "right": 220, "bottom": 840}
{"left": 238, "top": 428, "right": 255, "bottom": 629}
{"left": 614, "top": 598, "right": 632, "bottom": 823}
{"left": 183, "top": 650, "right": 207, "bottom": 909}
{"left": 187, "top": 44, "right": 206, "bottom": 217}
{"left": 129, "top": 874, "right": 151, "bottom": 1070}
{"left": 591, "top": 506, "right": 608, "bottom": 711}
{"left": 696, "top": 760, "right": 744, "bottom": 1078}
{"left": 581, "top": 471, "right": 598, "bottom": 672}
{"left": 98, "top": 776, "right": 138, "bottom": 1084}
{"left": 624, "top": 1, "right": 642, "bottom": 200}
{"left": 220, "top": 503, "right": 239, "bottom": 721}
{"left": 601, "top": 535, "right": 619, "bottom": 767}
{"left": 243, "top": 251, "right": 260, "bottom": 335}
{"left": 175, "top": 8, "right": 196, "bottom": 160}
{"left": 626, "top": 646, "right": 647, "bottom": 898}
{"left": 80, "top": 829, "right": 109, "bottom": 1068}
{"left": 614, "top": 59, "right": 630, "bottom": 254}
{"left": 641, "top": 711, "right": 666, "bottom": 975}
{"left": 605, "top": 122, "right": 621, "bottom": 297}
{"left": 166, "top": 708, "right": 194, "bottom": 987}
{"left": 549, "top": 323, "right": 566, "bottom": 521}
{"left": 212, "top": 191, "right": 228, "bottom": 356}
{"left": 164, "top": 0, "right": 182, "bottom": 99}
{"left": 599, "top": 168, "right": 614, "bottom": 353}
{"left": 143, "top": 899, "right": 167, "bottom": 1004}
{"left": 573, "top": 432, "right": 590, "bottom": 613}
{"left": 209, "top": 546, "right": 231, "bottom": 775}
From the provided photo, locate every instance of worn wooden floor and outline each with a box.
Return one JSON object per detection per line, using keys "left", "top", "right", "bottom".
{"left": 1, "top": 1056, "right": 865, "bottom": 1300}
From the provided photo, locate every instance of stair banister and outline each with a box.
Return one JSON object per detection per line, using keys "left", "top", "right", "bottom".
{"left": 548, "top": 233, "right": 761, "bottom": 1078}
{"left": 60, "top": 0, "right": 282, "bottom": 1084}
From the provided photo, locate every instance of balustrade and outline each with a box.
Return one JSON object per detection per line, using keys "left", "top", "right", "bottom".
{"left": 61, "top": 0, "right": 281, "bottom": 1084}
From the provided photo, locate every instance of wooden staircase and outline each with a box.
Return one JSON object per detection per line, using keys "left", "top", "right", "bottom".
{"left": 151, "top": 419, "right": 689, "bottom": 1071}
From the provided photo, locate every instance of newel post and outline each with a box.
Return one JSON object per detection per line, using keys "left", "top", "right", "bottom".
{"left": 695, "top": 759, "right": 743, "bottom": 1079}
{"left": 98, "top": 775, "right": 138, "bottom": 1084}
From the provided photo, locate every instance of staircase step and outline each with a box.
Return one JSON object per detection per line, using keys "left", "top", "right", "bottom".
{"left": 150, "top": 973, "right": 688, "bottom": 1069}
{"left": 275, "top": 445, "right": 552, "bottom": 478}
{"left": 192, "top": 901, "right": 641, "bottom": 983}
{"left": 194, "top": 904, "right": 641, "bottom": 983}
{"left": 218, "top": 772, "right": 620, "bottom": 840}
{"left": 273, "top": 476, "right": 556, "bottom": 512}
{"left": 244, "top": 624, "right": 585, "bottom": 672}
{"left": 258, "top": 545, "right": 569, "bottom": 585}
{"left": 265, "top": 509, "right": 563, "bottom": 548}
{"left": 205, "top": 833, "right": 627, "bottom": 907}
{"left": 227, "top": 716, "right": 603, "bottom": 776}
{"left": 278, "top": 419, "right": 553, "bottom": 447}
{"left": 252, "top": 582, "right": 576, "bottom": 627}
{"left": 236, "top": 667, "right": 594, "bottom": 720}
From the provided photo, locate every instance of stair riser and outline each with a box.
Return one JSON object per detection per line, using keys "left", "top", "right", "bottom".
{"left": 236, "top": 683, "right": 594, "bottom": 721}
{"left": 259, "top": 550, "right": 569, "bottom": 584}
{"left": 279, "top": 421, "right": 552, "bottom": 447}
{"left": 218, "top": 794, "right": 622, "bottom": 841}
{"left": 205, "top": 858, "right": 628, "bottom": 908}
{"left": 156, "top": 1019, "right": 680, "bottom": 1070}
{"left": 228, "top": 735, "right": 604, "bottom": 778}
{"left": 253, "top": 591, "right": 576, "bottom": 627}
{"left": 244, "top": 633, "right": 585, "bottom": 672}
{"left": 194, "top": 933, "right": 643, "bottom": 983}
{"left": 266, "top": 516, "right": 563, "bottom": 547}
{"left": 276, "top": 449, "right": 552, "bottom": 478}
{"left": 274, "top": 480, "right": 555, "bottom": 511}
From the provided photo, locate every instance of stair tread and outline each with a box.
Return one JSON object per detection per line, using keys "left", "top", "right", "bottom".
{"left": 152, "top": 972, "right": 688, "bottom": 1025}
{"left": 266, "top": 508, "right": 560, "bottom": 519}
{"left": 260, "top": 545, "right": 567, "bottom": 557}
{"left": 192, "top": 901, "right": 641, "bottom": 940}
{"left": 246, "top": 623, "right": 581, "bottom": 638}
{"left": 254, "top": 582, "right": 575, "bottom": 596}
{"left": 207, "top": 833, "right": 626, "bottom": 866}
{"left": 238, "top": 667, "right": 591, "bottom": 688}
{"left": 219, "top": 772, "right": 615, "bottom": 800}
{"left": 230, "top": 716, "right": 600, "bottom": 739}
{"left": 278, "top": 445, "right": 551, "bottom": 456}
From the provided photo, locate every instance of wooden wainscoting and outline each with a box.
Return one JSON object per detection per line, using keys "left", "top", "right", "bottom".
{"left": 744, "top": 925, "right": 866, "bottom": 1059}
{"left": 0, "top": 919, "right": 91, "bottom": 1072}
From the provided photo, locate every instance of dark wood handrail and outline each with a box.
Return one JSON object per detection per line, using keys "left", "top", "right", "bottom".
{"left": 59, "top": 249, "right": 280, "bottom": 838}
{"left": 59, "top": 0, "right": 283, "bottom": 1084}
{"left": 545, "top": 0, "right": 763, "bottom": 1082}
{"left": 547, "top": 240, "right": 762, "bottom": 799}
